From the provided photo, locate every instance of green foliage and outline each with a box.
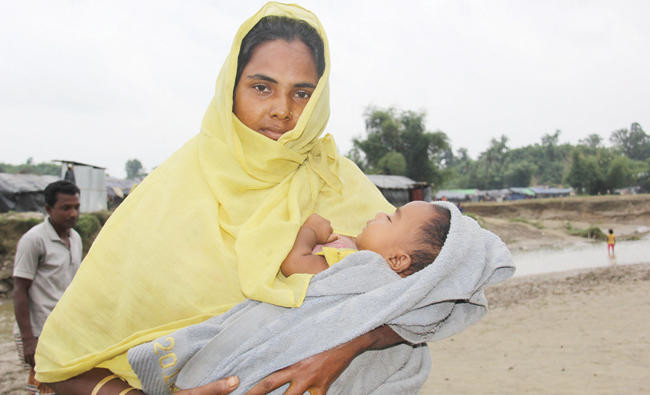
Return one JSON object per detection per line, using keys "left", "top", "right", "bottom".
{"left": 74, "top": 214, "right": 102, "bottom": 255}
{"left": 349, "top": 107, "right": 645, "bottom": 196}
{"left": 639, "top": 158, "right": 650, "bottom": 193}
{"left": 565, "top": 222, "right": 607, "bottom": 241}
{"left": 125, "top": 159, "right": 145, "bottom": 179}
{"left": 0, "top": 158, "right": 60, "bottom": 176}
{"left": 0, "top": 216, "right": 42, "bottom": 264}
{"left": 350, "top": 107, "right": 449, "bottom": 184}
{"left": 605, "top": 156, "right": 635, "bottom": 190}
{"left": 609, "top": 122, "right": 650, "bottom": 161}
{"left": 504, "top": 162, "right": 537, "bottom": 187}
{"left": 375, "top": 151, "right": 407, "bottom": 175}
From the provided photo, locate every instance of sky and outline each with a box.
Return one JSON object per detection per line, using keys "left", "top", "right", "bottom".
{"left": 2, "top": 1, "right": 649, "bottom": 178}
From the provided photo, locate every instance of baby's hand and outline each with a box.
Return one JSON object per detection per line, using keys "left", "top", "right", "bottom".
{"left": 303, "top": 214, "right": 336, "bottom": 244}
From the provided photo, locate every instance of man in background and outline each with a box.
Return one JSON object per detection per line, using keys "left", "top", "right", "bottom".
{"left": 13, "top": 180, "right": 82, "bottom": 394}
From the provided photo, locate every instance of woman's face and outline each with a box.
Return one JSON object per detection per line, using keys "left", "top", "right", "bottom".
{"left": 233, "top": 39, "right": 319, "bottom": 140}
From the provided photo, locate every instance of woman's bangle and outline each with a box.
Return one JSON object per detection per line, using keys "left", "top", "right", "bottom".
{"left": 91, "top": 374, "right": 120, "bottom": 395}
{"left": 118, "top": 387, "right": 137, "bottom": 395}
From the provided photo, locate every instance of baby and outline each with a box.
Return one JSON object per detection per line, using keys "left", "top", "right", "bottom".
{"left": 281, "top": 201, "right": 451, "bottom": 277}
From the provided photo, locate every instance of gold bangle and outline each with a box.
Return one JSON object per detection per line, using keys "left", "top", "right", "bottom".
{"left": 118, "top": 387, "right": 137, "bottom": 395}
{"left": 91, "top": 374, "right": 120, "bottom": 395}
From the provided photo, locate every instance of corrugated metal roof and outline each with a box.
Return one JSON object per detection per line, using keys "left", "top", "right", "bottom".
{"left": 366, "top": 174, "right": 421, "bottom": 189}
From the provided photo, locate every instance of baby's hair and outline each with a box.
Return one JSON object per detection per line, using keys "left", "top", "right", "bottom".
{"left": 408, "top": 205, "right": 451, "bottom": 275}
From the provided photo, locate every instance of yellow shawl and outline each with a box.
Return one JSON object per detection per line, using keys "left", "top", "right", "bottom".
{"left": 35, "top": 2, "right": 392, "bottom": 384}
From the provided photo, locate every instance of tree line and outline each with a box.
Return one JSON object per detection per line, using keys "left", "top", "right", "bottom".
{"left": 347, "top": 107, "right": 650, "bottom": 194}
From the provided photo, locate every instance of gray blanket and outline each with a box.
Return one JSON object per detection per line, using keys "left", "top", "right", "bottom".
{"left": 128, "top": 201, "right": 515, "bottom": 394}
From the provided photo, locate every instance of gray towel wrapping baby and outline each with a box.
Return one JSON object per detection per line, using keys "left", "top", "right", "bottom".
{"left": 128, "top": 201, "right": 515, "bottom": 394}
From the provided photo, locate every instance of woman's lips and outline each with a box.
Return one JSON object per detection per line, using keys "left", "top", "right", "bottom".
{"left": 259, "top": 128, "right": 285, "bottom": 140}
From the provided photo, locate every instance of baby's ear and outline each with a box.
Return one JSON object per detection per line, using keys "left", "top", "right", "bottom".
{"left": 388, "top": 251, "right": 412, "bottom": 274}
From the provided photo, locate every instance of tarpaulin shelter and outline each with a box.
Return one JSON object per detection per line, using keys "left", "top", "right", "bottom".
{"left": 0, "top": 173, "right": 59, "bottom": 213}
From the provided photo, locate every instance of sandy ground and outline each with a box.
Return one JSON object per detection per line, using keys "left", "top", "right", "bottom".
{"left": 422, "top": 263, "right": 650, "bottom": 394}
{"left": 1, "top": 263, "right": 648, "bottom": 394}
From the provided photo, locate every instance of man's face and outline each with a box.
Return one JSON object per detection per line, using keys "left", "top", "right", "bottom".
{"left": 46, "top": 193, "right": 80, "bottom": 231}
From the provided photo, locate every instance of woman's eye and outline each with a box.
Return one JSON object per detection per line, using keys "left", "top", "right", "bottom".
{"left": 294, "top": 90, "right": 312, "bottom": 99}
{"left": 253, "top": 84, "right": 270, "bottom": 94}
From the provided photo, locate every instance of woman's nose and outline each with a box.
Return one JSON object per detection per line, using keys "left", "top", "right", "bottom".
{"left": 270, "top": 97, "right": 293, "bottom": 121}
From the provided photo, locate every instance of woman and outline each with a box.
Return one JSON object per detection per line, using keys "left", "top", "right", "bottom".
{"left": 36, "top": 3, "right": 404, "bottom": 394}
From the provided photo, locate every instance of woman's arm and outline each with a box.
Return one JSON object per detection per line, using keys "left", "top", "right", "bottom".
{"left": 247, "top": 325, "right": 404, "bottom": 395}
{"left": 47, "top": 368, "right": 239, "bottom": 395}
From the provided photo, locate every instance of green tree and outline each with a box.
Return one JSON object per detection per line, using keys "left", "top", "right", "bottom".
{"left": 474, "top": 135, "right": 509, "bottom": 189}
{"left": 350, "top": 107, "right": 449, "bottom": 185}
{"left": 376, "top": 151, "right": 407, "bottom": 175}
{"left": 605, "top": 156, "right": 635, "bottom": 190}
{"left": 125, "top": 159, "right": 145, "bottom": 179}
{"left": 504, "top": 162, "right": 537, "bottom": 187}
{"left": 0, "top": 159, "right": 59, "bottom": 176}
{"left": 609, "top": 122, "right": 650, "bottom": 161}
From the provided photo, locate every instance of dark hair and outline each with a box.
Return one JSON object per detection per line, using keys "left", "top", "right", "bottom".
{"left": 235, "top": 16, "right": 325, "bottom": 90}
{"left": 44, "top": 180, "right": 80, "bottom": 207}
{"left": 408, "top": 205, "right": 451, "bottom": 275}
{"left": 609, "top": 229, "right": 613, "bottom": 234}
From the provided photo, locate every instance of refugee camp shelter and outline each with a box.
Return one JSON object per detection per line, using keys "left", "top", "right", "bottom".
{"left": 530, "top": 186, "right": 573, "bottom": 198}
{"left": 0, "top": 173, "right": 59, "bottom": 213}
{"left": 435, "top": 189, "right": 480, "bottom": 202}
{"left": 507, "top": 187, "right": 536, "bottom": 200}
{"left": 55, "top": 160, "right": 107, "bottom": 212}
{"left": 366, "top": 175, "right": 431, "bottom": 206}
{"left": 105, "top": 176, "right": 139, "bottom": 209}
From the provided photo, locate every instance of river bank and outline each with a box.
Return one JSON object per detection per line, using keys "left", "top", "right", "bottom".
{"left": 1, "top": 195, "right": 649, "bottom": 392}
{"left": 422, "top": 263, "right": 650, "bottom": 394}
{"left": 2, "top": 263, "right": 648, "bottom": 393}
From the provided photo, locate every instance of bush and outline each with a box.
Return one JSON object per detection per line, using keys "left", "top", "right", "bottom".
{"left": 74, "top": 214, "right": 102, "bottom": 255}
{"left": 565, "top": 222, "right": 607, "bottom": 241}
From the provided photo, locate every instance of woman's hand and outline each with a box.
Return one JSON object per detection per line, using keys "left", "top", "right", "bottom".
{"left": 247, "top": 326, "right": 404, "bottom": 395}
{"left": 177, "top": 376, "right": 240, "bottom": 395}
{"left": 48, "top": 369, "right": 239, "bottom": 395}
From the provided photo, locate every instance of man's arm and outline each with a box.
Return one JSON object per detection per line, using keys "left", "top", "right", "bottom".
{"left": 13, "top": 276, "right": 37, "bottom": 367}
{"left": 248, "top": 325, "right": 404, "bottom": 395}
{"left": 281, "top": 214, "right": 335, "bottom": 276}
{"left": 13, "top": 233, "right": 41, "bottom": 368}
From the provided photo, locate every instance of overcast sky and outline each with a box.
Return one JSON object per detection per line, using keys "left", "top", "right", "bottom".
{"left": 2, "top": 1, "right": 649, "bottom": 178}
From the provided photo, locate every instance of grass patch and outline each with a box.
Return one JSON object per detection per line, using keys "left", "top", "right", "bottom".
{"left": 509, "top": 217, "right": 545, "bottom": 229}
{"left": 565, "top": 222, "right": 607, "bottom": 241}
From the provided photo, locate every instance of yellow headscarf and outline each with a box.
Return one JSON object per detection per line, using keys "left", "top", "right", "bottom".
{"left": 35, "top": 2, "right": 392, "bottom": 385}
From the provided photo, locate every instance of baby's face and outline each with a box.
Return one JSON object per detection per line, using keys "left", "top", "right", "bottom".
{"left": 356, "top": 201, "right": 437, "bottom": 263}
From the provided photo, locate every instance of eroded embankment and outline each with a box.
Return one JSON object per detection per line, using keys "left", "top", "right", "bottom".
{"left": 463, "top": 194, "right": 650, "bottom": 224}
